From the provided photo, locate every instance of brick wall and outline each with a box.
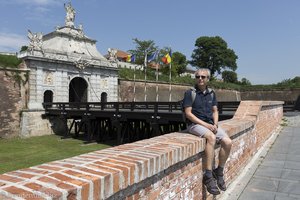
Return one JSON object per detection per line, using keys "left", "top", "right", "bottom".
{"left": 0, "top": 101, "right": 283, "bottom": 199}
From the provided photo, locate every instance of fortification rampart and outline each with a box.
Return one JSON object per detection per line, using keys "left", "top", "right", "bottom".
{"left": 119, "top": 80, "right": 241, "bottom": 102}
{"left": 241, "top": 89, "right": 300, "bottom": 101}
{"left": 0, "top": 101, "right": 283, "bottom": 199}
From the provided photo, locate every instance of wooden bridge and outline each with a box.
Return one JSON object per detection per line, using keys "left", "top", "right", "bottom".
{"left": 42, "top": 101, "right": 295, "bottom": 144}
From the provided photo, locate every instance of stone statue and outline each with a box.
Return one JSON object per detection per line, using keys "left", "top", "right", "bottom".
{"left": 44, "top": 72, "right": 54, "bottom": 85}
{"left": 78, "top": 24, "right": 84, "bottom": 36}
{"left": 27, "top": 30, "right": 43, "bottom": 54}
{"left": 108, "top": 48, "right": 118, "bottom": 62}
{"left": 64, "top": 2, "right": 76, "bottom": 27}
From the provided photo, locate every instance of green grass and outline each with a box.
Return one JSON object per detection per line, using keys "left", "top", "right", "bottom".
{"left": 0, "top": 134, "right": 113, "bottom": 174}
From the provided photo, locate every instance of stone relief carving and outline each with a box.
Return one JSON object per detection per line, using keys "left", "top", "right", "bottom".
{"left": 64, "top": 2, "right": 76, "bottom": 27}
{"left": 101, "top": 79, "right": 108, "bottom": 88}
{"left": 44, "top": 72, "right": 54, "bottom": 85}
{"left": 27, "top": 30, "right": 43, "bottom": 54}
{"left": 107, "top": 48, "right": 118, "bottom": 62}
{"left": 74, "top": 57, "right": 90, "bottom": 70}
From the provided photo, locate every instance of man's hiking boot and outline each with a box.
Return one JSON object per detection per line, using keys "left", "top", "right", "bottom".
{"left": 203, "top": 175, "right": 220, "bottom": 195}
{"left": 213, "top": 169, "right": 227, "bottom": 191}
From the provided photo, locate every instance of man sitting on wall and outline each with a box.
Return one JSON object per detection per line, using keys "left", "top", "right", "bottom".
{"left": 182, "top": 68, "right": 232, "bottom": 195}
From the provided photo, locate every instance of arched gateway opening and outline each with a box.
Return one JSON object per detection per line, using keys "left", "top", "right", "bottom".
{"left": 101, "top": 92, "right": 108, "bottom": 102}
{"left": 69, "top": 77, "right": 88, "bottom": 102}
{"left": 43, "top": 90, "right": 53, "bottom": 103}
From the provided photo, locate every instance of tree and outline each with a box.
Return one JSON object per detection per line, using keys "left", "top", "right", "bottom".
{"left": 190, "top": 36, "right": 238, "bottom": 77}
{"left": 240, "top": 78, "right": 251, "bottom": 85}
{"left": 222, "top": 70, "right": 238, "bottom": 83}
{"left": 172, "top": 52, "right": 188, "bottom": 76}
{"left": 128, "top": 38, "right": 158, "bottom": 65}
{"left": 20, "top": 46, "right": 28, "bottom": 52}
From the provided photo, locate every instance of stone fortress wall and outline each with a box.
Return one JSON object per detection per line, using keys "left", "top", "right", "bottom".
{"left": 1, "top": 73, "right": 299, "bottom": 139}
{"left": 241, "top": 89, "right": 300, "bottom": 105}
{"left": 0, "top": 70, "right": 23, "bottom": 138}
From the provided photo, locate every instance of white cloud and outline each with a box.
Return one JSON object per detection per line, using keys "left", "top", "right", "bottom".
{"left": 9, "top": 0, "right": 63, "bottom": 6}
{"left": 1, "top": 0, "right": 65, "bottom": 25}
{"left": 0, "top": 0, "right": 64, "bottom": 16}
{"left": 0, "top": 33, "right": 28, "bottom": 53}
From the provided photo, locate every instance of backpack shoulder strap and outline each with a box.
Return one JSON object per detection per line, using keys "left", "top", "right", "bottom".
{"left": 190, "top": 87, "right": 197, "bottom": 104}
{"left": 189, "top": 87, "right": 214, "bottom": 104}
{"left": 207, "top": 87, "right": 215, "bottom": 99}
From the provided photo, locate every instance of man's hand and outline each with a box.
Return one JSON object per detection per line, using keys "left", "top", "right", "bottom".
{"left": 213, "top": 124, "right": 218, "bottom": 134}
{"left": 206, "top": 123, "right": 218, "bottom": 134}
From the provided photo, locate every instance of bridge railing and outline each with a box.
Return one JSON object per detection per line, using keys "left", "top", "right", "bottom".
{"left": 43, "top": 101, "right": 183, "bottom": 113}
{"left": 43, "top": 101, "right": 244, "bottom": 114}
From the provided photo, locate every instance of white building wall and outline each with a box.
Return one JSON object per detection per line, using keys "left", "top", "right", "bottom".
{"left": 26, "top": 60, "right": 118, "bottom": 109}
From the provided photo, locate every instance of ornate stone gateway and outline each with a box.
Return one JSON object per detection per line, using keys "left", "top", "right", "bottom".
{"left": 18, "top": 3, "right": 118, "bottom": 137}
{"left": 19, "top": 2, "right": 118, "bottom": 109}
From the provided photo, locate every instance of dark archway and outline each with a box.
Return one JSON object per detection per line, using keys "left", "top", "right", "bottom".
{"left": 43, "top": 90, "right": 53, "bottom": 103}
{"left": 69, "top": 77, "right": 88, "bottom": 102}
{"left": 101, "top": 92, "right": 108, "bottom": 102}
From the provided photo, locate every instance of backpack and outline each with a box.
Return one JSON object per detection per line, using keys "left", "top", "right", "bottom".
{"left": 181, "top": 87, "right": 215, "bottom": 124}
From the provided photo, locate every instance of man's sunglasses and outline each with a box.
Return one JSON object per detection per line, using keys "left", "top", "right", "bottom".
{"left": 195, "top": 75, "right": 207, "bottom": 79}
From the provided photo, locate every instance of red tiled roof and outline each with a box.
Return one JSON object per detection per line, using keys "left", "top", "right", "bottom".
{"left": 115, "top": 49, "right": 129, "bottom": 59}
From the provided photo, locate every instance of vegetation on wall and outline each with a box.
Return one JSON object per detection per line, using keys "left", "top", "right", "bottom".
{"left": 241, "top": 76, "right": 300, "bottom": 90}
{"left": 0, "top": 54, "right": 28, "bottom": 86}
{"left": 4, "top": 70, "right": 29, "bottom": 87}
{"left": 0, "top": 54, "right": 22, "bottom": 68}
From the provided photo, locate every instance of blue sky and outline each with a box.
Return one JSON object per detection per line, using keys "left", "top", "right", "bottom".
{"left": 0, "top": 0, "right": 300, "bottom": 85}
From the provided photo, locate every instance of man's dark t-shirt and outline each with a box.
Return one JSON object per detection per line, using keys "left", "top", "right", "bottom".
{"left": 182, "top": 87, "right": 217, "bottom": 125}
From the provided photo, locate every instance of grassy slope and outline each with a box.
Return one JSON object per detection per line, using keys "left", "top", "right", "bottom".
{"left": 0, "top": 54, "right": 21, "bottom": 68}
{"left": 0, "top": 134, "right": 112, "bottom": 174}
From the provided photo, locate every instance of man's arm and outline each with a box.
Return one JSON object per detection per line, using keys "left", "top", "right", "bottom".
{"left": 212, "top": 105, "right": 219, "bottom": 129}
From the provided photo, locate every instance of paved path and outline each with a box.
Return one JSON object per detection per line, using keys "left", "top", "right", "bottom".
{"left": 223, "top": 111, "right": 300, "bottom": 200}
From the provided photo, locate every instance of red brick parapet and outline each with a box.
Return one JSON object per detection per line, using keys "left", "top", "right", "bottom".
{"left": 0, "top": 101, "right": 283, "bottom": 200}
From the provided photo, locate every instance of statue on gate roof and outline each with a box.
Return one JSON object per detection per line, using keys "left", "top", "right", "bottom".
{"left": 64, "top": 2, "right": 76, "bottom": 27}
{"left": 27, "top": 29, "right": 43, "bottom": 54}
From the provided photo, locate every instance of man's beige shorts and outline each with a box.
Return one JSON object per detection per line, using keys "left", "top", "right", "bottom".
{"left": 187, "top": 123, "right": 227, "bottom": 143}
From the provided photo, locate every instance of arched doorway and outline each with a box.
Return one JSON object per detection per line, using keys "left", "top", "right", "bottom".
{"left": 69, "top": 77, "right": 88, "bottom": 102}
{"left": 43, "top": 90, "right": 53, "bottom": 103}
{"left": 101, "top": 92, "right": 108, "bottom": 102}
